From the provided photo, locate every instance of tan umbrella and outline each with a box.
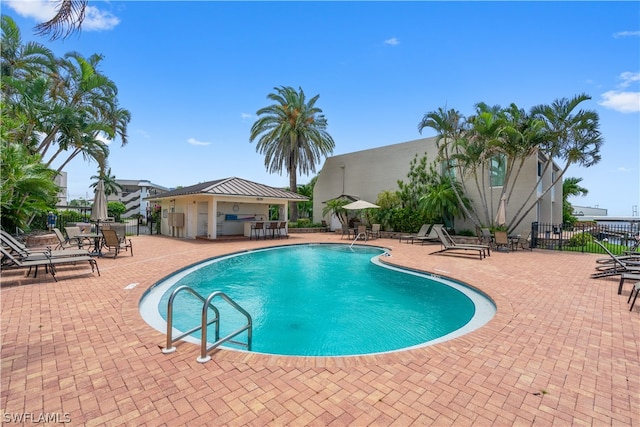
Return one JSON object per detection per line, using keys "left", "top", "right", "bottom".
{"left": 343, "top": 200, "right": 379, "bottom": 210}
{"left": 91, "top": 179, "right": 109, "bottom": 230}
{"left": 495, "top": 195, "right": 506, "bottom": 226}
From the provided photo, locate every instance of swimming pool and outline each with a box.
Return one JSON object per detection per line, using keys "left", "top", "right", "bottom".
{"left": 139, "top": 244, "right": 495, "bottom": 357}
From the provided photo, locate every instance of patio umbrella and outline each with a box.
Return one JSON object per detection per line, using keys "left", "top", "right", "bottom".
{"left": 91, "top": 179, "right": 109, "bottom": 234}
{"left": 495, "top": 195, "right": 506, "bottom": 226}
{"left": 343, "top": 200, "right": 380, "bottom": 210}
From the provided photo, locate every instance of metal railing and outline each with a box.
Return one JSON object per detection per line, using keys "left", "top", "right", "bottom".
{"left": 531, "top": 221, "right": 640, "bottom": 254}
{"left": 162, "top": 286, "right": 252, "bottom": 363}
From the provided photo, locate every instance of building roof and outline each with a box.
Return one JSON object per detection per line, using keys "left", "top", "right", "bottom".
{"left": 148, "top": 177, "right": 308, "bottom": 201}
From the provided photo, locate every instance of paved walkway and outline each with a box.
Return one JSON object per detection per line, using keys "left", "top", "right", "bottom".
{"left": 1, "top": 233, "right": 638, "bottom": 426}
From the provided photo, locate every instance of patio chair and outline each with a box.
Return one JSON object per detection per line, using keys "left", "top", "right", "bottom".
{"left": 340, "top": 224, "right": 353, "bottom": 240}
{"left": 590, "top": 240, "right": 640, "bottom": 279}
{"left": 63, "top": 226, "right": 92, "bottom": 249}
{"left": 353, "top": 225, "right": 368, "bottom": 242}
{"left": 512, "top": 232, "right": 532, "bottom": 251}
{"left": 367, "top": 224, "right": 381, "bottom": 240}
{"left": 399, "top": 224, "right": 431, "bottom": 244}
{"left": 431, "top": 227, "right": 489, "bottom": 260}
{"left": 618, "top": 273, "right": 640, "bottom": 295}
{"left": 493, "top": 231, "right": 511, "bottom": 252}
{"left": 100, "top": 229, "right": 133, "bottom": 258}
{"left": 1, "top": 246, "right": 99, "bottom": 281}
{"left": 476, "top": 227, "right": 494, "bottom": 246}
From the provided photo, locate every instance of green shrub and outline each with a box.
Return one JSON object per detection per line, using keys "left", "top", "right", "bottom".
{"left": 456, "top": 229, "right": 476, "bottom": 237}
{"left": 566, "top": 232, "right": 594, "bottom": 247}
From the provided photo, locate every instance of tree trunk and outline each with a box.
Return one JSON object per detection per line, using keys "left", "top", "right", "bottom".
{"left": 289, "top": 167, "right": 298, "bottom": 222}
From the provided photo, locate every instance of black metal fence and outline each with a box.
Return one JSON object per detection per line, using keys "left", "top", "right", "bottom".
{"left": 49, "top": 217, "right": 160, "bottom": 236}
{"left": 531, "top": 221, "right": 640, "bottom": 254}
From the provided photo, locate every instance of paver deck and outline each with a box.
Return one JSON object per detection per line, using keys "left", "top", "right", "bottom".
{"left": 1, "top": 233, "right": 638, "bottom": 426}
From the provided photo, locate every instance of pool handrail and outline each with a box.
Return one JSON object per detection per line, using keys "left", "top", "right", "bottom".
{"left": 161, "top": 286, "right": 252, "bottom": 363}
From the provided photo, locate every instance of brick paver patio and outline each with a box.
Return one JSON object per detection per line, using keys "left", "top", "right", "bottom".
{"left": 1, "top": 233, "right": 638, "bottom": 426}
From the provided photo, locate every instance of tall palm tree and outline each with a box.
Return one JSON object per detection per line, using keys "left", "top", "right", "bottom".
{"left": 250, "top": 86, "right": 335, "bottom": 221}
{"left": 509, "top": 93, "right": 602, "bottom": 231}
{"left": 34, "top": 0, "right": 88, "bottom": 40}
{"left": 417, "top": 107, "right": 479, "bottom": 228}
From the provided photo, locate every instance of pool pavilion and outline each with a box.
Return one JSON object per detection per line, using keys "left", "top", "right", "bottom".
{"left": 148, "top": 177, "right": 307, "bottom": 239}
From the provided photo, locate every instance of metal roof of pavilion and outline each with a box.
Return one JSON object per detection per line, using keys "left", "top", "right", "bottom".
{"left": 148, "top": 177, "right": 308, "bottom": 201}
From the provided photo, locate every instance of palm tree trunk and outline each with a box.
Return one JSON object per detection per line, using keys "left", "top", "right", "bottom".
{"left": 289, "top": 166, "right": 299, "bottom": 222}
{"left": 509, "top": 161, "right": 569, "bottom": 233}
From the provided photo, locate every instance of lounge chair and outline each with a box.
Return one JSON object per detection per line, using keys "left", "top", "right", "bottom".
{"left": 590, "top": 240, "right": 640, "bottom": 279}
{"left": 1, "top": 230, "right": 90, "bottom": 259}
{"left": 1, "top": 246, "right": 99, "bottom": 281}
{"left": 413, "top": 224, "right": 444, "bottom": 244}
{"left": 399, "top": 224, "right": 438, "bottom": 244}
{"left": 100, "top": 229, "right": 133, "bottom": 258}
{"left": 431, "top": 227, "right": 489, "bottom": 260}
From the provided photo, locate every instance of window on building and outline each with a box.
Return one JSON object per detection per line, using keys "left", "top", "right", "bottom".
{"left": 489, "top": 154, "right": 506, "bottom": 187}
{"left": 440, "top": 159, "right": 456, "bottom": 179}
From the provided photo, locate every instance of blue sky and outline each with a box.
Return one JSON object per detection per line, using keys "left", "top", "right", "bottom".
{"left": 5, "top": 1, "right": 640, "bottom": 216}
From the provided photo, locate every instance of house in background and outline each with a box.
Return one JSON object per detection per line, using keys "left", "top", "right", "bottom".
{"left": 148, "top": 177, "right": 307, "bottom": 240}
{"left": 313, "top": 137, "right": 563, "bottom": 235}
{"left": 109, "top": 179, "right": 170, "bottom": 218}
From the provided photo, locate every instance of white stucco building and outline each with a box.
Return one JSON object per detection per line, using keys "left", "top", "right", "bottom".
{"left": 313, "top": 137, "right": 563, "bottom": 235}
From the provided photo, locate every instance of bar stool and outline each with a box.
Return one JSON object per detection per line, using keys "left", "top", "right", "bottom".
{"left": 267, "top": 222, "right": 279, "bottom": 239}
{"left": 250, "top": 222, "right": 264, "bottom": 240}
{"left": 278, "top": 221, "right": 288, "bottom": 238}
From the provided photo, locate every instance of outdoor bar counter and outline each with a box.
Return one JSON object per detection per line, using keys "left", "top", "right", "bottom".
{"left": 242, "top": 221, "right": 287, "bottom": 238}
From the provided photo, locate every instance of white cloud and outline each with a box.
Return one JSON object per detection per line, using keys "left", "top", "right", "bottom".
{"left": 187, "top": 138, "right": 211, "bottom": 146}
{"left": 384, "top": 37, "right": 399, "bottom": 46}
{"left": 613, "top": 30, "right": 640, "bottom": 38}
{"left": 617, "top": 167, "right": 633, "bottom": 173}
{"left": 241, "top": 113, "right": 253, "bottom": 119}
{"left": 5, "top": 0, "right": 119, "bottom": 32}
{"left": 598, "top": 90, "right": 640, "bottom": 113}
{"left": 619, "top": 72, "right": 640, "bottom": 88}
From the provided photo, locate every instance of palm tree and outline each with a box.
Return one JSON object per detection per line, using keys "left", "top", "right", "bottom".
{"left": 509, "top": 93, "right": 602, "bottom": 231}
{"left": 0, "top": 141, "right": 59, "bottom": 231}
{"left": 34, "top": 0, "right": 88, "bottom": 40}
{"left": 562, "top": 177, "right": 589, "bottom": 224}
{"left": 1, "top": 16, "right": 56, "bottom": 80}
{"left": 417, "top": 107, "right": 479, "bottom": 228}
{"left": 250, "top": 86, "right": 335, "bottom": 221}
{"left": 90, "top": 167, "right": 122, "bottom": 196}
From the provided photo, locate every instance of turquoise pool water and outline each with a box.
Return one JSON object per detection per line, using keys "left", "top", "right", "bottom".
{"left": 140, "top": 244, "right": 495, "bottom": 357}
